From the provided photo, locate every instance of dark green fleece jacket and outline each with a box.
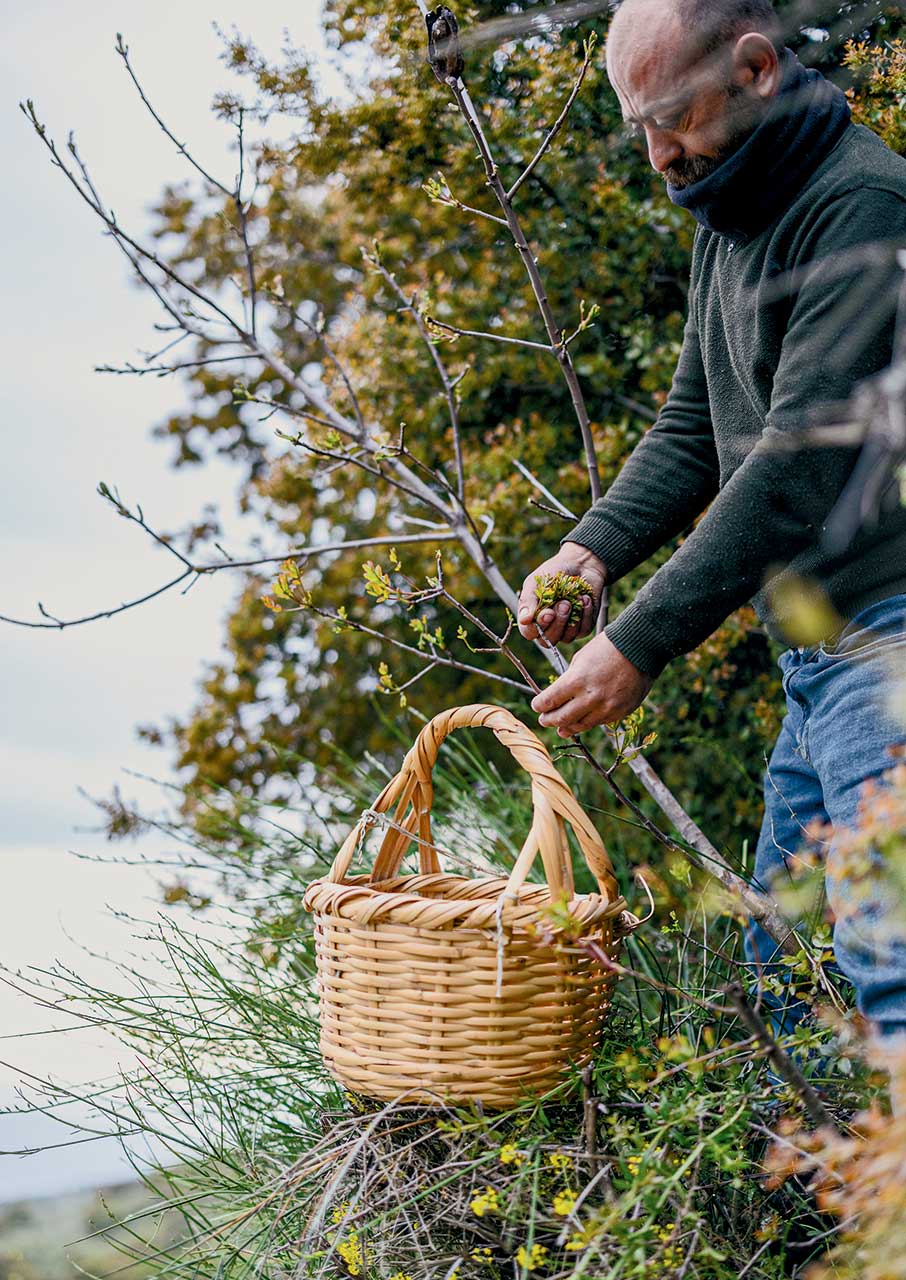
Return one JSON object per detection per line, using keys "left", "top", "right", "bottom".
{"left": 563, "top": 121, "right": 906, "bottom": 677}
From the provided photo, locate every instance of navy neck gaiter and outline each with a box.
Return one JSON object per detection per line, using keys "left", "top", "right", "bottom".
{"left": 666, "top": 47, "right": 851, "bottom": 242}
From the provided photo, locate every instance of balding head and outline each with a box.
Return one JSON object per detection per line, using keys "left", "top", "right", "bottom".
{"left": 607, "top": 0, "right": 781, "bottom": 186}
{"left": 609, "top": 0, "right": 779, "bottom": 69}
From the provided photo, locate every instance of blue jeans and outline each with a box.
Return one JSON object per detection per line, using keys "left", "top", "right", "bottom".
{"left": 746, "top": 594, "right": 906, "bottom": 1036}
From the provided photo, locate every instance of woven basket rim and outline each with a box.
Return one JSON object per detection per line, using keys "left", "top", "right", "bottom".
{"left": 303, "top": 869, "right": 632, "bottom": 932}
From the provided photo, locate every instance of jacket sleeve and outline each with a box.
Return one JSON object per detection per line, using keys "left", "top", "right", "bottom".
{"left": 561, "top": 307, "right": 720, "bottom": 581}
{"left": 604, "top": 188, "right": 906, "bottom": 678}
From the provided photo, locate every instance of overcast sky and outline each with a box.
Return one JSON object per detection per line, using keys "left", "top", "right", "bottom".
{"left": 1, "top": 0, "right": 349, "bottom": 1202}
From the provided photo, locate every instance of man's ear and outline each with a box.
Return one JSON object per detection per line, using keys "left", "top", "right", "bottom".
{"left": 731, "top": 32, "right": 780, "bottom": 100}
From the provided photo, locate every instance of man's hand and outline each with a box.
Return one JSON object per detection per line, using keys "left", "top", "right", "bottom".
{"left": 517, "top": 543, "right": 607, "bottom": 646}
{"left": 530, "top": 633, "right": 652, "bottom": 737}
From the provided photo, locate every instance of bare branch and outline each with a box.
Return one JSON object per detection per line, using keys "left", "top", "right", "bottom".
{"left": 446, "top": 78, "right": 603, "bottom": 510}
{"left": 424, "top": 314, "right": 551, "bottom": 352}
{"left": 291, "top": 599, "right": 534, "bottom": 694}
{"left": 367, "top": 257, "right": 467, "bottom": 501}
{"left": 0, "top": 569, "right": 195, "bottom": 630}
{"left": 234, "top": 106, "right": 259, "bottom": 338}
{"left": 114, "top": 33, "right": 231, "bottom": 197}
{"left": 513, "top": 460, "right": 577, "bottom": 519}
{"left": 612, "top": 391, "right": 659, "bottom": 422}
{"left": 22, "top": 101, "right": 452, "bottom": 520}
{"left": 203, "top": 530, "right": 459, "bottom": 572}
{"left": 724, "top": 982, "right": 835, "bottom": 1129}
{"left": 289, "top": 304, "right": 368, "bottom": 436}
{"left": 507, "top": 33, "right": 597, "bottom": 201}
{"left": 95, "top": 354, "right": 266, "bottom": 377}
{"left": 290, "top": 435, "right": 448, "bottom": 511}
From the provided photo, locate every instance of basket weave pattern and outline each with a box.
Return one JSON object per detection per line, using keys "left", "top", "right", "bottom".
{"left": 303, "top": 704, "right": 636, "bottom": 1108}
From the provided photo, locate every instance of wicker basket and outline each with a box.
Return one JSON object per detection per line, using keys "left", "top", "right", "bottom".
{"left": 303, "top": 703, "right": 637, "bottom": 1108}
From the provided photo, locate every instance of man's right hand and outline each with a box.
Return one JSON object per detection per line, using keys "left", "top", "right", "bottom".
{"left": 516, "top": 542, "right": 607, "bottom": 646}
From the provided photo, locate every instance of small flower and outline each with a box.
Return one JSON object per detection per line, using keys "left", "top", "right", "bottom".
{"left": 552, "top": 1188, "right": 577, "bottom": 1216}
{"left": 336, "top": 1228, "right": 364, "bottom": 1275}
{"left": 515, "top": 1242, "right": 548, "bottom": 1271}
{"left": 330, "top": 1200, "right": 352, "bottom": 1226}
{"left": 499, "top": 1142, "right": 525, "bottom": 1166}
{"left": 626, "top": 1154, "right": 642, "bottom": 1177}
{"left": 547, "top": 1151, "right": 572, "bottom": 1171}
{"left": 565, "top": 1227, "right": 592, "bottom": 1252}
{"left": 470, "top": 1185, "right": 500, "bottom": 1217}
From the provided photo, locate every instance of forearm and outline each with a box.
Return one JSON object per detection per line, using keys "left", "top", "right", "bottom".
{"left": 563, "top": 417, "right": 720, "bottom": 580}
{"left": 562, "top": 313, "right": 719, "bottom": 582}
{"left": 604, "top": 436, "right": 858, "bottom": 676}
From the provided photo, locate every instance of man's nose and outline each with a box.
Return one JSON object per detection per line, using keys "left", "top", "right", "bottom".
{"left": 645, "top": 128, "right": 683, "bottom": 174}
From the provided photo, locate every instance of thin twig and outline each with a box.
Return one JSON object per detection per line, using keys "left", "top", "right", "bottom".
{"left": 507, "top": 34, "right": 597, "bottom": 201}
{"left": 514, "top": 460, "right": 577, "bottom": 519}
{"left": 446, "top": 78, "right": 603, "bottom": 509}
{"left": 114, "top": 34, "right": 230, "bottom": 196}
{"left": 96, "top": 354, "right": 265, "bottom": 377}
{"left": 0, "top": 571, "right": 195, "bottom": 630}
{"left": 367, "top": 258, "right": 467, "bottom": 502}
{"left": 424, "top": 315, "right": 552, "bottom": 352}
{"left": 724, "top": 982, "right": 835, "bottom": 1129}
{"left": 581, "top": 1064, "right": 600, "bottom": 1175}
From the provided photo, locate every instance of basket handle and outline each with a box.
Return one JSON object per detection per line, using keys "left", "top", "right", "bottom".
{"left": 328, "top": 703, "right": 619, "bottom": 904}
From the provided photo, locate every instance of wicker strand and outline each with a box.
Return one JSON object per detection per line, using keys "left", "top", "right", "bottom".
{"left": 346, "top": 805, "right": 493, "bottom": 878}
{"left": 494, "top": 890, "right": 520, "bottom": 998}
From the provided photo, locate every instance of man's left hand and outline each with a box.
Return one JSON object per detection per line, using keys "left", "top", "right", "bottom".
{"left": 530, "top": 633, "right": 653, "bottom": 737}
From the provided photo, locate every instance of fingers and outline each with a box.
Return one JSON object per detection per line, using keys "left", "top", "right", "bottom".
{"left": 556, "top": 708, "right": 607, "bottom": 737}
{"left": 518, "top": 561, "right": 599, "bottom": 647}
{"left": 537, "top": 598, "right": 574, "bottom": 646}
{"left": 518, "top": 594, "right": 576, "bottom": 646}
{"left": 545, "top": 701, "right": 608, "bottom": 738}
{"left": 531, "top": 679, "right": 569, "bottom": 716}
{"left": 561, "top": 594, "right": 595, "bottom": 644}
{"left": 516, "top": 580, "right": 539, "bottom": 639}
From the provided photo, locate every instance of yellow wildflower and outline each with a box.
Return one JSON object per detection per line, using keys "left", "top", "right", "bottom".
{"left": 499, "top": 1142, "right": 526, "bottom": 1166}
{"left": 515, "top": 1242, "right": 548, "bottom": 1271}
{"left": 336, "top": 1228, "right": 363, "bottom": 1276}
{"left": 552, "top": 1187, "right": 577, "bottom": 1216}
{"left": 565, "top": 1227, "right": 593, "bottom": 1252}
{"left": 471, "top": 1246, "right": 494, "bottom": 1264}
{"left": 330, "top": 1200, "right": 352, "bottom": 1226}
{"left": 470, "top": 1185, "right": 500, "bottom": 1217}
{"left": 547, "top": 1151, "right": 572, "bottom": 1171}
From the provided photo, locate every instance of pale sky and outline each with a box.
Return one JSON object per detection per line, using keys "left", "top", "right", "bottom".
{"left": 1, "top": 0, "right": 349, "bottom": 1202}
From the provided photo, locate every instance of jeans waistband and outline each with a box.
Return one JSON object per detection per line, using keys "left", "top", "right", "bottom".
{"left": 788, "top": 592, "right": 906, "bottom": 662}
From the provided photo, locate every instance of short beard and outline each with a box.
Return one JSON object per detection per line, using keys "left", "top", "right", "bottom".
{"left": 664, "top": 83, "right": 765, "bottom": 189}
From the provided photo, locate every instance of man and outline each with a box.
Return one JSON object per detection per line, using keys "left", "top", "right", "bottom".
{"left": 517, "top": 0, "right": 906, "bottom": 1034}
